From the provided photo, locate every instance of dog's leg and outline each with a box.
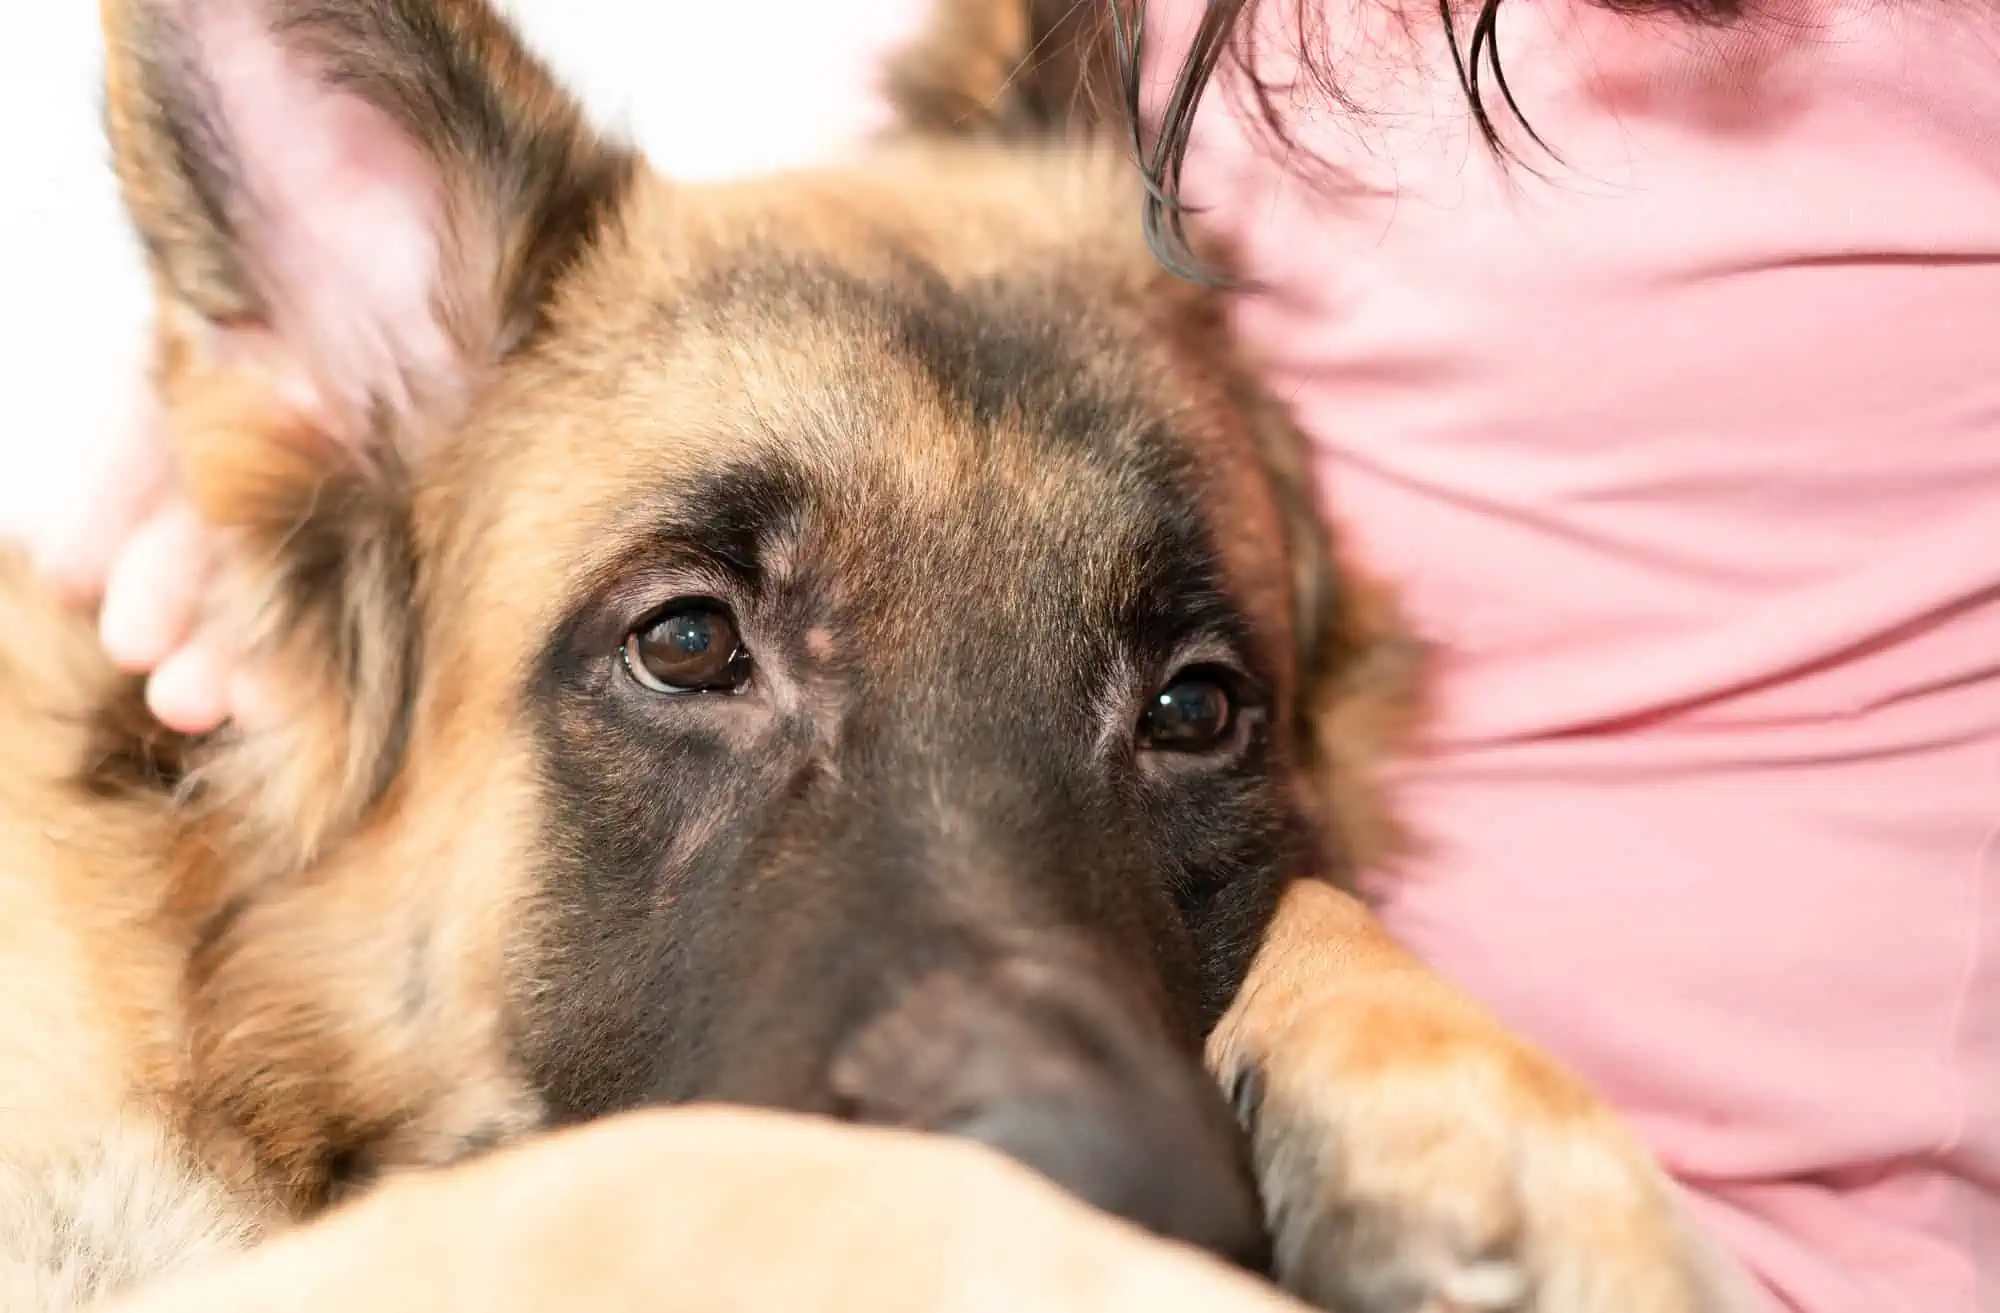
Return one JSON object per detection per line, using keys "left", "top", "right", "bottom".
{"left": 1213, "top": 880, "right": 1752, "bottom": 1313}
{"left": 88, "top": 1108, "right": 1302, "bottom": 1313}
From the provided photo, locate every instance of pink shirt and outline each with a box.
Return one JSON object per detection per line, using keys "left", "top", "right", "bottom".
{"left": 1150, "top": 2, "right": 2000, "bottom": 1309}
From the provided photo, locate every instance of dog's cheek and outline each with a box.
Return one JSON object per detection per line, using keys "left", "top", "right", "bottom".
{"left": 504, "top": 686, "right": 800, "bottom": 1120}
{"left": 1144, "top": 778, "right": 1298, "bottom": 1030}
{"left": 184, "top": 736, "right": 556, "bottom": 1207}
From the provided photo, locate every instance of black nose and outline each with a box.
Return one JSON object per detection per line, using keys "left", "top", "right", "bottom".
{"left": 950, "top": 1089, "right": 1270, "bottom": 1269}
{"left": 828, "top": 959, "right": 1270, "bottom": 1271}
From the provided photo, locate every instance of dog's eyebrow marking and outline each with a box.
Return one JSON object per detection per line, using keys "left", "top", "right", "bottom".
{"left": 534, "top": 457, "right": 817, "bottom": 685}
{"left": 649, "top": 460, "right": 812, "bottom": 590}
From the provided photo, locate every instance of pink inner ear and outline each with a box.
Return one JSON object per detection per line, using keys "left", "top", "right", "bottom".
{"left": 191, "top": 0, "right": 462, "bottom": 435}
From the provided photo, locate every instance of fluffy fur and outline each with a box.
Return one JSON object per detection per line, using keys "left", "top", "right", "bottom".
{"left": 0, "top": 1121, "right": 255, "bottom": 1312}
{"left": 0, "top": 2, "right": 1742, "bottom": 1311}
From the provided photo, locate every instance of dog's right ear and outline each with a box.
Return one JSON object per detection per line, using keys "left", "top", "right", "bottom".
{"left": 885, "top": 0, "right": 1121, "bottom": 139}
{"left": 101, "top": 0, "right": 636, "bottom": 867}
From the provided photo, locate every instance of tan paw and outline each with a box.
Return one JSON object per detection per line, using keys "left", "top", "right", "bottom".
{"left": 1214, "top": 883, "right": 1748, "bottom": 1313}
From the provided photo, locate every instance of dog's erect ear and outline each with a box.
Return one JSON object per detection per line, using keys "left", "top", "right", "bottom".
{"left": 101, "top": 0, "right": 635, "bottom": 866}
{"left": 885, "top": 0, "right": 1121, "bottom": 138}
{"left": 103, "top": 0, "right": 634, "bottom": 424}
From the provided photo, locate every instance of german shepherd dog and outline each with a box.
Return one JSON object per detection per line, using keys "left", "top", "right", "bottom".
{"left": 0, "top": 1, "right": 1738, "bottom": 1310}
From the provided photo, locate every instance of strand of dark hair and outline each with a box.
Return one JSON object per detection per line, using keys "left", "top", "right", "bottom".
{"left": 1116, "top": 0, "right": 1750, "bottom": 282}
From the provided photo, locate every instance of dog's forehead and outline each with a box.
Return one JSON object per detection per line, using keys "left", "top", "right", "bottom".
{"left": 645, "top": 263, "right": 1212, "bottom": 619}
{"left": 434, "top": 162, "right": 1293, "bottom": 672}
{"left": 491, "top": 252, "right": 1206, "bottom": 579}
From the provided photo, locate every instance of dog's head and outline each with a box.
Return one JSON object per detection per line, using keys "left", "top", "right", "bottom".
{"left": 101, "top": 0, "right": 1415, "bottom": 1264}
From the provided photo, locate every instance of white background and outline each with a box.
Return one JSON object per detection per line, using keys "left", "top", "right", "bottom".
{"left": 0, "top": 0, "right": 931, "bottom": 543}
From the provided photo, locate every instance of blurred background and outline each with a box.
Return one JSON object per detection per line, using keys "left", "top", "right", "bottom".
{"left": 0, "top": 0, "right": 931, "bottom": 542}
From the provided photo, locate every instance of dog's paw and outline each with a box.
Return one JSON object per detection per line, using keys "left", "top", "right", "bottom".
{"left": 1214, "top": 887, "right": 1744, "bottom": 1313}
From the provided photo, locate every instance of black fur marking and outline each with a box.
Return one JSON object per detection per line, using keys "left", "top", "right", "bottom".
{"left": 77, "top": 680, "right": 194, "bottom": 799}
{"left": 641, "top": 461, "right": 812, "bottom": 593}
{"left": 189, "top": 891, "right": 257, "bottom": 977}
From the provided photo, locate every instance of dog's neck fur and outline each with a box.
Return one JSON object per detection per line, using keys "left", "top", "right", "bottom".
{"left": 0, "top": 571, "right": 276, "bottom": 1308}
{"left": 0, "top": 584, "right": 438, "bottom": 1209}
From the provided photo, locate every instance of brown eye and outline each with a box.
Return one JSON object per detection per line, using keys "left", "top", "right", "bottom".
{"left": 1139, "top": 670, "right": 1236, "bottom": 752}
{"left": 623, "top": 600, "right": 751, "bottom": 694}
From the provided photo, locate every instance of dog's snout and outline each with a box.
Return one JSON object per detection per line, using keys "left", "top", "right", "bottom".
{"left": 828, "top": 961, "right": 1269, "bottom": 1270}
{"left": 949, "top": 1089, "right": 1269, "bottom": 1269}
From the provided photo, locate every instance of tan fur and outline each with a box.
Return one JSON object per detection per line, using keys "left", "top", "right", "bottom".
{"left": 0, "top": 2, "right": 1745, "bottom": 1311}
{"left": 0, "top": 547, "right": 264, "bottom": 1309}
{"left": 93, "top": 1111, "right": 1304, "bottom": 1313}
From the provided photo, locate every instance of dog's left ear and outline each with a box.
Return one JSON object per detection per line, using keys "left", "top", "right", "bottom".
{"left": 101, "top": 0, "right": 636, "bottom": 866}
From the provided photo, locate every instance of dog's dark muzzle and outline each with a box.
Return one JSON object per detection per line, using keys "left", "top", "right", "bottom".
{"left": 667, "top": 752, "right": 1271, "bottom": 1270}
{"left": 825, "top": 953, "right": 1270, "bottom": 1271}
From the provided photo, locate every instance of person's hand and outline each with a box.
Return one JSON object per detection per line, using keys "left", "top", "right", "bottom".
{"left": 31, "top": 390, "right": 238, "bottom": 735}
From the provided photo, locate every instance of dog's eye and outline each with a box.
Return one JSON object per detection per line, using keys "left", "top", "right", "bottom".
{"left": 1139, "top": 669, "right": 1236, "bottom": 752}
{"left": 623, "top": 600, "right": 752, "bottom": 694}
